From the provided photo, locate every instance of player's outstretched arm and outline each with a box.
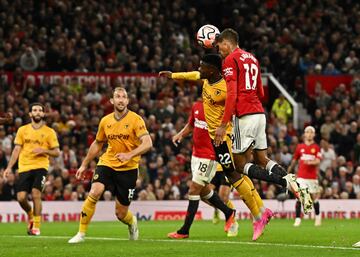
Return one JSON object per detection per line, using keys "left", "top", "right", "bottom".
{"left": 159, "top": 71, "right": 201, "bottom": 81}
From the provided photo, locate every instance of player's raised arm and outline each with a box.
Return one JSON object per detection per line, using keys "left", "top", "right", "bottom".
{"left": 159, "top": 70, "right": 201, "bottom": 81}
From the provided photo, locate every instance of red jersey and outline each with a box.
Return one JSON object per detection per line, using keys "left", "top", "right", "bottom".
{"left": 188, "top": 101, "right": 216, "bottom": 160}
{"left": 222, "top": 48, "right": 264, "bottom": 118}
{"left": 293, "top": 143, "right": 321, "bottom": 179}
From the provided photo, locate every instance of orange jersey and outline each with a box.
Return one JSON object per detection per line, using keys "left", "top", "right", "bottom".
{"left": 202, "top": 78, "right": 232, "bottom": 139}
{"left": 14, "top": 124, "right": 59, "bottom": 173}
{"left": 96, "top": 111, "right": 149, "bottom": 171}
{"left": 171, "top": 71, "right": 232, "bottom": 139}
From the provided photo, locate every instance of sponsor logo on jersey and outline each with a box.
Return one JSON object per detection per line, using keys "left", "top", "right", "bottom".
{"left": 107, "top": 134, "right": 130, "bottom": 140}
{"left": 223, "top": 67, "right": 233, "bottom": 77}
{"left": 194, "top": 118, "right": 208, "bottom": 130}
{"left": 24, "top": 139, "right": 43, "bottom": 145}
{"left": 300, "top": 154, "right": 316, "bottom": 161}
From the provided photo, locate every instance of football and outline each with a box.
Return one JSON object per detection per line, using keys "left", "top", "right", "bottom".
{"left": 196, "top": 24, "right": 220, "bottom": 49}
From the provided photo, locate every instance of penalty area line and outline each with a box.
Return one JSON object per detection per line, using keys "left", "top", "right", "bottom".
{"left": 3, "top": 235, "right": 359, "bottom": 251}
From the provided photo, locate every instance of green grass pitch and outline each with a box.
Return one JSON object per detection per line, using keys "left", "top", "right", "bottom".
{"left": 0, "top": 219, "right": 359, "bottom": 257}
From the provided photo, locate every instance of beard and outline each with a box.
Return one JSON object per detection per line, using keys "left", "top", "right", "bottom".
{"left": 32, "top": 116, "right": 43, "bottom": 123}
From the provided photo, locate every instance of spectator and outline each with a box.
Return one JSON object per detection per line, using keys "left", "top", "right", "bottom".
{"left": 20, "top": 47, "right": 39, "bottom": 71}
{"left": 84, "top": 84, "right": 102, "bottom": 104}
{"left": 271, "top": 94, "right": 292, "bottom": 124}
{"left": 344, "top": 181, "right": 356, "bottom": 199}
{"left": 353, "top": 175, "right": 360, "bottom": 195}
{"left": 319, "top": 139, "right": 336, "bottom": 173}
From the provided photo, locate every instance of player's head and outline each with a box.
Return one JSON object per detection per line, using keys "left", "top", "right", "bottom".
{"left": 111, "top": 87, "right": 129, "bottom": 113}
{"left": 215, "top": 28, "right": 239, "bottom": 58}
{"left": 199, "top": 54, "right": 222, "bottom": 79}
{"left": 29, "top": 103, "right": 45, "bottom": 123}
{"left": 304, "top": 126, "right": 315, "bottom": 142}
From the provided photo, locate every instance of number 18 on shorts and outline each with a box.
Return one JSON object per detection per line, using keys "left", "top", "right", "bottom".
{"left": 191, "top": 156, "right": 217, "bottom": 186}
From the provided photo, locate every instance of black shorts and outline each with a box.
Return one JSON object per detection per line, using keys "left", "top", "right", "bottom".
{"left": 93, "top": 166, "right": 138, "bottom": 206}
{"left": 16, "top": 169, "right": 47, "bottom": 193}
{"left": 212, "top": 136, "right": 236, "bottom": 176}
{"left": 210, "top": 172, "right": 231, "bottom": 189}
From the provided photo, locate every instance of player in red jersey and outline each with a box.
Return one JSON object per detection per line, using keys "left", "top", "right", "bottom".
{"left": 167, "top": 100, "right": 238, "bottom": 239}
{"left": 288, "top": 126, "right": 322, "bottom": 226}
{"left": 214, "top": 28, "right": 313, "bottom": 214}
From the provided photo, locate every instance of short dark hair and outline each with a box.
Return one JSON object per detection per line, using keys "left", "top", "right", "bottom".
{"left": 30, "top": 102, "right": 45, "bottom": 112}
{"left": 216, "top": 28, "right": 239, "bottom": 45}
{"left": 201, "top": 54, "right": 222, "bottom": 72}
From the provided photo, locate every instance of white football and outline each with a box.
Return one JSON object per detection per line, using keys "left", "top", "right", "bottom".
{"left": 196, "top": 24, "right": 220, "bottom": 49}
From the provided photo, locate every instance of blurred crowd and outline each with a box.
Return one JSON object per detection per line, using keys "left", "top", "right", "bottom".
{"left": 0, "top": 0, "right": 360, "bottom": 202}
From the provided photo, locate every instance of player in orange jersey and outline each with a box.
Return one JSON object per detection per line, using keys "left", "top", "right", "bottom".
{"left": 69, "top": 87, "right": 152, "bottom": 243}
{"left": 4, "top": 103, "right": 60, "bottom": 236}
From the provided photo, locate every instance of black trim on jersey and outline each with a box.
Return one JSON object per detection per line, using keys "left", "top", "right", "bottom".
{"left": 114, "top": 109, "right": 129, "bottom": 121}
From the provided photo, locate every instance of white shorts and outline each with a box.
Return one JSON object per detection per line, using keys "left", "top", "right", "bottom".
{"left": 232, "top": 114, "right": 267, "bottom": 153}
{"left": 191, "top": 156, "right": 218, "bottom": 186}
{"left": 296, "top": 178, "right": 320, "bottom": 194}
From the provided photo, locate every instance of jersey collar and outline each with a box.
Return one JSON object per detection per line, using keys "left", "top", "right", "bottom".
{"left": 113, "top": 109, "right": 129, "bottom": 121}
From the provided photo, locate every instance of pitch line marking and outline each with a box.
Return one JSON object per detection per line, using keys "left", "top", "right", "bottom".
{"left": 3, "top": 235, "right": 359, "bottom": 251}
